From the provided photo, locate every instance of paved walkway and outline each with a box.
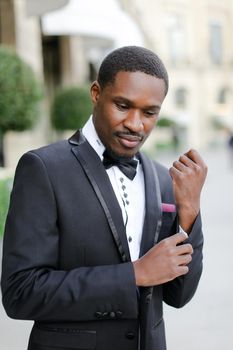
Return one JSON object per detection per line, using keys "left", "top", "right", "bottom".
{"left": 157, "top": 146, "right": 233, "bottom": 350}
{"left": 0, "top": 146, "right": 232, "bottom": 349}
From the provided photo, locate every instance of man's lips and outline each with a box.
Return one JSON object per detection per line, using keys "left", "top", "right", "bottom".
{"left": 115, "top": 133, "right": 143, "bottom": 149}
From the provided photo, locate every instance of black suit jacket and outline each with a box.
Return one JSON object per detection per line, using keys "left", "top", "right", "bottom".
{"left": 1, "top": 130, "right": 203, "bottom": 350}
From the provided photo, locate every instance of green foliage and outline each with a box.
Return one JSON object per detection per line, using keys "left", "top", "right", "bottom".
{"left": 211, "top": 115, "right": 226, "bottom": 130}
{"left": 0, "top": 177, "right": 12, "bottom": 238}
{"left": 157, "top": 116, "right": 175, "bottom": 128}
{"left": 51, "top": 86, "right": 92, "bottom": 130}
{"left": 0, "top": 46, "right": 42, "bottom": 133}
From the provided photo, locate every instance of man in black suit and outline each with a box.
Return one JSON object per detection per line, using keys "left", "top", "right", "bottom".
{"left": 1, "top": 46, "right": 207, "bottom": 350}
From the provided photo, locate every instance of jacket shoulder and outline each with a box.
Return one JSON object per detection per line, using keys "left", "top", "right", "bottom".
{"left": 30, "top": 139, "right": 70, "bottom": 159}
{"left": 14, "top": 140, "right": 74, "bottom": 179}
{"left": 17, "top": 139, "right": 73, "bottom": 167}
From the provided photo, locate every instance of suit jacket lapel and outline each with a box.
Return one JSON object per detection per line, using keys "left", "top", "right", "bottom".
{"left": 69, "top": 130, "right": 131, "bottom": 263}
{"left": 139, "top": 153, "right": 162, "bottom": 257}
{"left": 138, "top": 153, "right": 163, "bottom": 329}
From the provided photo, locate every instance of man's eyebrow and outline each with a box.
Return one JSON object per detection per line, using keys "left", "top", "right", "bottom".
{"left": 113, "top": 96, "right": 131, "bottom": 103}
{"left": 113, "top": 96, "right": 161, "bottom": 109}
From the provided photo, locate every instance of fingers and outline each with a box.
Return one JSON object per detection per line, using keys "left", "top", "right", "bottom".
{"left": 169, "top": 232, "right": 189, "bottom": 245}
{"left": 164, "top": 234, "right": 193, "bottom": 265}
{"left": 170, "top": 149, "right": 208, "bottom": 175}
{"left": 177, "top": 253, "right": 193, "bottom": 266}
{"left": 176, "top": 154, "right": 195, "bottom": 168}
{"left": 170, "top": 160, "right": 188, "bottom": 174}
{"left": 176, "top": 243, "right": 193, "bottom": 255}
{"left": 176, "top": 265, "right": 189, "bottom": 276}
{"left": 163, "top": 234, "right": 193, "bottom": 267}
{"left": 171, "top": 154, "right": 199, "bottom": 174}
{"left": 133, "top": 232, "right": 193, "bottom": 286}
{"left": 184, "top": 149, "right": 207, "bottom": 168}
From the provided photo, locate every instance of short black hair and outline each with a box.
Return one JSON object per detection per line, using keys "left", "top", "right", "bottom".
{"left": 97, "top": 45, "right": 169, "bottom": 95}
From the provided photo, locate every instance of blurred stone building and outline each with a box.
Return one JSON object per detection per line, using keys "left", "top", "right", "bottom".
{"left": 120, "top": 0, "right": 233, "bottom": 148}
{"left": 0, "top": 0, "right": 143, "bottom": 168}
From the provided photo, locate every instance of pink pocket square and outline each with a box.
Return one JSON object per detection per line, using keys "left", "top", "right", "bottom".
{"left": 162, "top": 203, "right": 176, "bottom": 213}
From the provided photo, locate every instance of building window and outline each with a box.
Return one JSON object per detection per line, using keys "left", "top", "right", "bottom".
{"left": 209, "top": 22, "right": 223, "bottom": 65}
{"left": 175, "top": 87, "right": 188, "bottom": 108}
{"left": 217, "top": 87, "right": 230, "bottom": 104}
{"left": 165, "top": 13, "right": 186, "bottom": 66}
{"left": 0, "top": 0, "right": 16, "bottom": 45}
{"left": 88, "top": 62, "right": 97, "bottom": 82}
{"left": 42, "top": 35, "right": 61, "bottom": 96}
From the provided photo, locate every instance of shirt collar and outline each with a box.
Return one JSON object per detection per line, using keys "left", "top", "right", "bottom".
{"left": 82, "top": 115, "right": 105, "bottom": 160}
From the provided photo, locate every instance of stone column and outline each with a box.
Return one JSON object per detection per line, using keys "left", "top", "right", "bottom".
{"left": 60, "top": 35, "right": 89, "bottom": 87}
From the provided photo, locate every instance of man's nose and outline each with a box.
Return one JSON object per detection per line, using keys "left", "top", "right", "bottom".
{"left": 123, "top": 110, "right": 143, "bottom": 132}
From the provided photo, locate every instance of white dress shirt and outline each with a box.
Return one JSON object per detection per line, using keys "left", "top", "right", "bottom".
{"left": 82, "top": 116, "right": 145, "bottom": 261}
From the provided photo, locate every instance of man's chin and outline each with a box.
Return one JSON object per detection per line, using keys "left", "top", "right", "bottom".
{"left": 106, "top": 146, "right": 138, "bottom": 160}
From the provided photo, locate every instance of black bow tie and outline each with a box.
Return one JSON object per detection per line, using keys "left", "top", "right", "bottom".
{"left": 102, "top": 150, "right": 138, "bottom": 180}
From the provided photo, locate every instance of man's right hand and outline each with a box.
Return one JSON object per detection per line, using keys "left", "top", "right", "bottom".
{"left": 133, "top": 232, "right": 193, "bottom": 287}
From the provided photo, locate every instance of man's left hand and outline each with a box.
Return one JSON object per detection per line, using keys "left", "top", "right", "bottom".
{"left": 169, "top": 149, "right": 208, "bottom": 233}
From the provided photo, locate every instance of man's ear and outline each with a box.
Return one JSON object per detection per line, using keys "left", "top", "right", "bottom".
{"left": 90, "top": 81, "right": 101, "bottom": 103}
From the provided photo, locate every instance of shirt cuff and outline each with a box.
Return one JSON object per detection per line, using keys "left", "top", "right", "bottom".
{"left": 178, "top": 225, "right": 189, "bottom": 238}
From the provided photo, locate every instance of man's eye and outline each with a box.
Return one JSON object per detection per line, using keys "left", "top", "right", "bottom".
{"left": 144, "top": 110, "right": 156, "bottom": 116}
{"left": 116, "top": 103, "right": 128, "bottom": 110}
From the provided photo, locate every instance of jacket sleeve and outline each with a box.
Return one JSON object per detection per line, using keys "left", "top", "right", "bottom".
{"left": 162, "top": 213, "right": 203, "bottom": 308}
{"left": 154, "top": 160, "right": 204, "bottom": 308}
{"left": 1, "top": 151, "right": 138, "bottom": 322}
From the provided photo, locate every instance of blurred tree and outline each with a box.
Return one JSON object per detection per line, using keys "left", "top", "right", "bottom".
{"left": 0, "top": 178, "right": 12, "bottom": 237}
{"left": 156, "top": 116, "right": 180, "bottom": 151}
{"left": 51, "top": 86, "right": 92, "bottom": 131}
{"left": 157, "top": 116, "right": 175, "bottom": 128}
{"left": 0, "top": 46, "right": 42, "bottom": 167}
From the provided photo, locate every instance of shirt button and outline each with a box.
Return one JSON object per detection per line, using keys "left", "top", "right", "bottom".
{"left": 123, "top": 193, "right": 128, "bottom": 198}
{"left": 122, "top": 185, "right": 126, "bottom": 190}
{"left": 128, "top": 236, "right": 132, "bottom": 243}
{"left": 126, "top": 200, "right": 129, "bottom": 205}
{"left": 120, "top": 177, "right": 124, "bottom": 183}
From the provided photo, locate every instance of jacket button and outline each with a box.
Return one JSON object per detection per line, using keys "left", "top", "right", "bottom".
{"left": 102, "top": 312, "right": 109, "bottom": 318}
{"left": 125, "top": 331, "right": 136, "bottom": 340}
{"left": 109, "top": 311, "right": 116, "bottom": 318}
{"left": 95, "top": 311, "right": 102, "bottom": 318}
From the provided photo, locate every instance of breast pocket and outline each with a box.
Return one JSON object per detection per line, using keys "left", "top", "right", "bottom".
{"left": 29, "top": 325, "right": 96, "bottom": 350}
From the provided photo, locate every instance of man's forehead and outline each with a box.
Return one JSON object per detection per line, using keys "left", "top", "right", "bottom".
{"left": 104, "top": 71, "right": 166, "bottom": 101}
